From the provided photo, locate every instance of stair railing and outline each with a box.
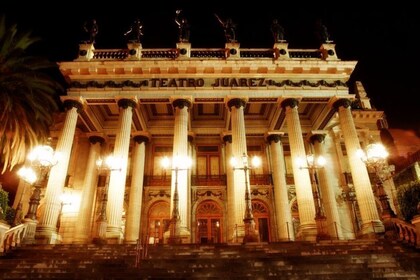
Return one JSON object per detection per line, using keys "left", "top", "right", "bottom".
{"left": 0, "top": 223, "right": 28, "bottom": 255}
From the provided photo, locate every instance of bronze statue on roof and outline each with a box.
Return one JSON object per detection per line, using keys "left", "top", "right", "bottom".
{"left": 124, "top": 18, "right": 144, "bottom": 43}
{"left": 83, "top": 19, "right": 98, "bottom": 44}
{"left": 175, "top": 9, "right": 190, "bottom": 43}
{"left": 215, "top": 14, "right": 237, "bottom": 43}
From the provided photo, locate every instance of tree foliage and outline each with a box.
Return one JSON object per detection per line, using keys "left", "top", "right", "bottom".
{"left": 0, "top": 15, "right": 63, "bottom": 173}
{"left": 396, "top": 180, "right": 420, "bottom": 221}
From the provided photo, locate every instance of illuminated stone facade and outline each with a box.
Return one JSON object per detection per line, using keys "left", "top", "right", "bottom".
{"left": 14, "top": 41, "right": 398, "bottom": 244}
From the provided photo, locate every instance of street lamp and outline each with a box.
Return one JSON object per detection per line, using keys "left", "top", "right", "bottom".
{"left": 357, "top": 143, "right": 396, "bottom": 218}
{"left": 18, "top": 142, "right": 58, "bottom": 221}
{"left": 93, "top": 155, "right": 122, "bottom": 244}
{"left": 161, "top": 154, "right": 192, "bottom": 244}
{"left": 231, "top": 153, "right": 261, "bottom": 243}
{"left": 297, "top": 153, "right": 328, "bottom": 240}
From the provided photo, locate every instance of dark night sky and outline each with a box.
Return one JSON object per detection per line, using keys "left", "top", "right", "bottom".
{"left": 3, "top": 1, "right": 420, "bottom": 133}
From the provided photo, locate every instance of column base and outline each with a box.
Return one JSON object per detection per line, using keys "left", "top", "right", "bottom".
{"left": 360, "top": 220, "right": 384, "bottom": 238}
{"left": 298, "top": 223, "right": 318, "bottom": 242}
{"left": 105, "top": 231, "right": 123, "bottom": 244}
{"left": 35, "top": 225, "right": 62, "bottom": 244}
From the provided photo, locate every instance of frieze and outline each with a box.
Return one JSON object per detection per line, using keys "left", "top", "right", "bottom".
{"left": 196, "top": 190, "right": 223, "bottom": 200}
{"left": 251, "top": 188, "right": 270, "bottom": 198}
{"left": 70, "top": 78, "right": 348, "bottom": 89}
{"left": 148, "top": 190, "right": 170, "bottom": 199}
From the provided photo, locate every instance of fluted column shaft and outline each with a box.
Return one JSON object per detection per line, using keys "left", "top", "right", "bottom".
{"left": 227, "top": 98, "right": 248, "bottom": 238}
{"left": 36, "top": 100, "right": 82, "bottom": 244}
{"left": 310, "top": 134, "right": 343, "bottom": 240}
{"left": 125, "top": 135, "right": 148, "bottom": 243}
{"left": 281, "top": 99, "right": 317, "bottom": 241}
{"left": 172, "top": 99, "right": 191, "bottom": 235}
{"left": 267, "top": 134, "right": 295, "bottom": 241}
{"left": 334, "top": 99, "right": 384, "bottom": 235}
{"left": 223, "top": 135, "right": 236, "bottom": 242}
{"left": 106, "top": 99, "right": 136, "bottom": 242}
{"left": 74, "top": 136, "right": 104, "bottom": 243}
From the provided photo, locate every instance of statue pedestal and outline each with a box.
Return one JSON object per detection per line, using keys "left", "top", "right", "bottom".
{"left": 225, "top": 42, "right": 240, "bottom": 59}
{"left": 273, "top": 42, "right": 289, "bottom": 60}
{"left": 176, "top": 42, "right": 191, "bottom": 58}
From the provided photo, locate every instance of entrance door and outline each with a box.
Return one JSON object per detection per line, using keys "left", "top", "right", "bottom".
{"left": 252, "top": 200, "right": 270, "bottom": 242}
{"left": 196, "top": 200, "right": 223, "bottom": 244}
{"left": 148, "top": 201, "right": 170, "bottom": 244}
{"left": 197, "top": 218, "right": 221, "bottom": 243}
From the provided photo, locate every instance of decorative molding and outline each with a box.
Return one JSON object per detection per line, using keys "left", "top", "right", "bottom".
{"left": 196, "top": 190, "right": 223, "bottom": 201}
{"left": 148, "top": 190, "right": 170, "bottom": 199}
{"left": 69, "top": 79, "right": 347, "bottom": 89}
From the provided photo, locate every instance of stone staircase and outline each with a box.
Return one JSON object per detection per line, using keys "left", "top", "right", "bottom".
{"left": 0, "top": 239, "right": 419, "bottom": 279}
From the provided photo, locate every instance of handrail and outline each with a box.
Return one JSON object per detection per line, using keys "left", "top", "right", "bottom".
{"left": 0, "top": 223, "right": 28, "bottom": 255}
{"left": 390, "top": 217, "right": 417, "bottom": 247}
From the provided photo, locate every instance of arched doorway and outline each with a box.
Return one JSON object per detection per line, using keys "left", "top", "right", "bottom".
{"left": 148, "top": 201, "right": 170, "bottom": 244}
{"left": 196, "top": 200, "right": 223, "bottom": 244}
{"left": 252, "top": 200, "right": 270, "bottom": 242}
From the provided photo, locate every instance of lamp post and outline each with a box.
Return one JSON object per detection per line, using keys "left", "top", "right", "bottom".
{"left": 297, "top": 154, "right": 328, "bottom": 240}
{"left": 357, "top": 143, "right": 396, "bottom": 218}
{"left": 231, "top": 153, "right": 261, "bottom": 243}
{"left": 18, "top": 143, "right": 58, "bottom": 221}
{"left": 93, "top": 155, "right": 122, "bottom": 244}
{"left": 161, "top": 155, "right": 191, "bottom": 244}
{"left": 17, "top": 141, "right": 57, "bottom": 244}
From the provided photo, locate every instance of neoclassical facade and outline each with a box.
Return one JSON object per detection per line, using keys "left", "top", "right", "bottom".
{"left": 13, "top": 40, "right": 398, "bottom": 245}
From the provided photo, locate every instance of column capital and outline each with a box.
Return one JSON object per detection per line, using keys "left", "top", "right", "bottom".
{"left": 267, "top": 134, "right": 282, "bottom": 144}
{"left": 227, "top": 98, "right": 246, "bottom": 110}
{"left": 309, "top": 134, "right": 325, "bottom": 144}
{"left": 133, "top": 135, "right": 149, "bottom": 144}
{"left": 222, "top": 134, "right": 232, "bottom": 143}
{"left": 63, "top": 100, "right": 83, "bottom": 113}
{"left": 89, "top": 135, "right": 105, "bottom": 145}
{"left": 118, "top": 99, "right": 137, "bottom": 109}
{"left": 172, "top": 99, "right": 192, "bottom": 109}
{"left": 188, "top": 132, "right": 195, "bottom": 143}
{"left": 281, "top": 98, "right": 299, "bottom": 109}
{"left": 333, "top": 98, "right": 352, "bottom": 110}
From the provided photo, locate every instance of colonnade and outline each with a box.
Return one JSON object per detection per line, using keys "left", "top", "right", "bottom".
{"left": 32, "top": 97, "right": 384, "bottom": 244}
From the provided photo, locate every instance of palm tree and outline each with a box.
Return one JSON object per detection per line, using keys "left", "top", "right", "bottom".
{"left": 0, "top": 15, "right": 63, "bottom": 174}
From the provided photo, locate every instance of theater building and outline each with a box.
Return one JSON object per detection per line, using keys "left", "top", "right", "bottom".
{"left": 14, "top": 39, "right": 397, "bottom": 245}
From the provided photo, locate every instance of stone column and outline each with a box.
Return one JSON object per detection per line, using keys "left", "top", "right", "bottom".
{"left": 73, "top": 136, "right": 104, "bottom": 243}
{"left": 223, "top": 134, "right": 236, "bottom": 242}
{"left": 125, "top": 134, "right": 149, "bottom": 244}
{"left": 310, "top": 133, "right": 343, "bottom": 240}
{"left": 106, "top": 99, "right": 136, "bottom": 243}
{"left": 333, "top": 99, "right": 384, "bottom": 236}
{"left": 171, "top": 99, "right": 191, "bottom": 241}
{"left": 36, "top": 100, "right": 83, "bottom": 244}
{"left": 267, "top": 133, "right": 295, "bottom": 241}
{"left": 187, "top": 133, "right": 195, "bottom": 232}
{"left": 227, "top": 98, "right": 258, "bottom": 242}
{"left": 281, "top": 98, "right": 317, "bottom": 241}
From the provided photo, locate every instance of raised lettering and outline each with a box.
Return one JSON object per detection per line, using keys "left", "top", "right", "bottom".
{"left": 168, "top": 79, "right": 177, "bottom": 87}
{"left": 239, "top": 78, "right": 247, "bottom": 87}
